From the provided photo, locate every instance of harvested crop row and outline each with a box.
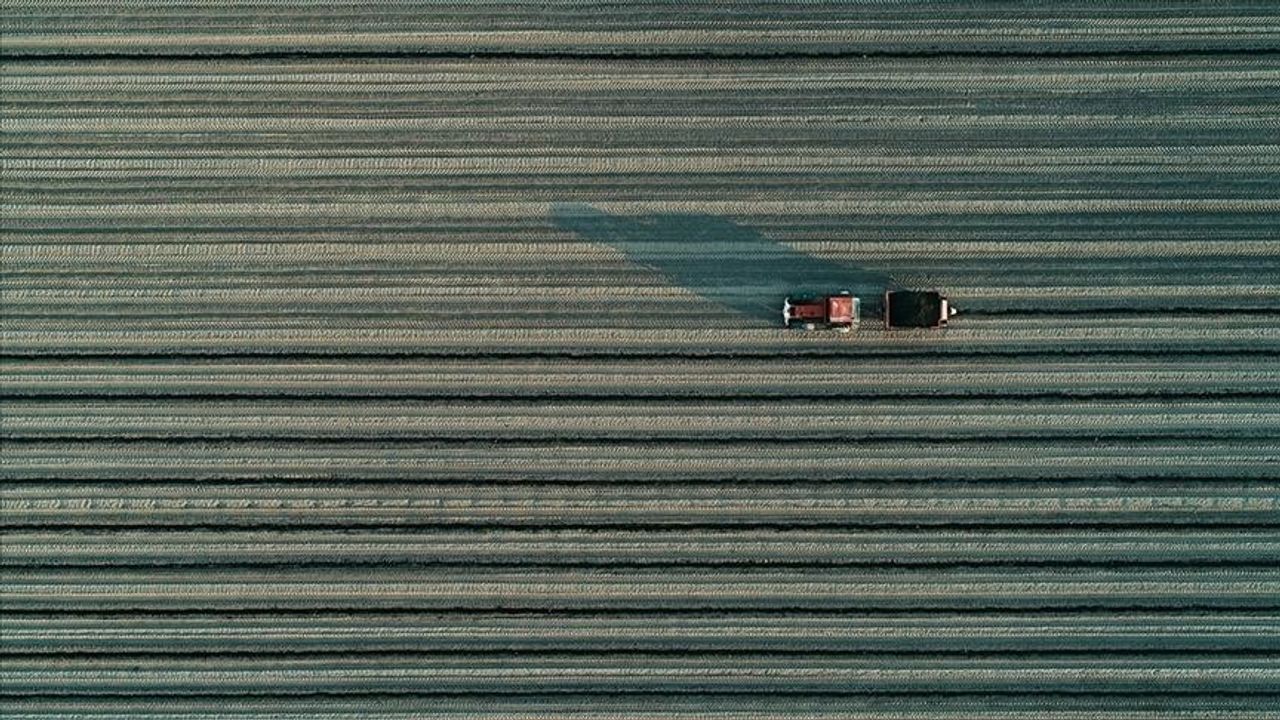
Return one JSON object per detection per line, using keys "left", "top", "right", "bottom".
{"left": 1, "top": 697, "right": 1276, "bottom": 720}
{"left": 7, "top": 566, "right": 1280, "bottom": 611}
{"left": 8, "top": 11, "right": 1280, "bottom": 55}
{"left": 7, "top": 56, "right": 1276, "bottom": 91}
{"left": 5, "top": 480, "right": 1276, "bottom": 528}
{"left": 4, "top": 281, "right": 1276, "bottom": 315}
{"left": 7, "top": 528, "right": 1280, "bottom": 567}
{"left": 7, "top": 611, "right": 1278, "bottom": 654}
{"left": 10, "top": 152, "right": 1280, "bottom": 178}
{"left": 6, "top": 239, "right": 1279, "bottom": 261}
{"left": 4, "top": 358, "right": 1277, "bottom": 399}
{"left": 5, "top": 317, "right": 1278, "bottom": 354}
{"left": 4, "top": 439, "right": 1275, "bottom": 481}
{"left": 6, "top": 1, "right": 1278, "bottom": 54}
{"left": 5, "top": 653, "right": 1280, "bottom": 695}
{"left": 6, "top": 399, "right": 1279, "bottom": 440}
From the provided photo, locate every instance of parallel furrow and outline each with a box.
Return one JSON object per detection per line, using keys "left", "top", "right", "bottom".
{"left": 4, "top": 359, "right": 1276, "bottom": 399}
{"left": 7, "top": 567, "right": 1280, "bottom": 610}
{"left": 4, "top": 440, "right": 1276, "bottom": 481}
{"left": 5, "top": 319, "right": 1279, "bottom": 354}
{"left": 5, "top": 654, "right": 1280, "bottom": 695}
{"left": 5, "top": 399, "right": 1280, "bottom": 440}
{"left": 7, "top": 612, "right": 1279, "bottom": 654}
{"left": 5, "top": 481, "right": 1277, "bottom": 528}
{"left": 6, "top": 529, "right": 1280, "bottom": 567}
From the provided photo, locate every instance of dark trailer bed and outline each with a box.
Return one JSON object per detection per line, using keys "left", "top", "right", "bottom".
{"left": 884, "top": 290, "right": 953, "bottom": 329}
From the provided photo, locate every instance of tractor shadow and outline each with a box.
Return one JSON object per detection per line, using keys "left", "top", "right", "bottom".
{"left": 551, "top": 202, "right": 900, "bottom": 326}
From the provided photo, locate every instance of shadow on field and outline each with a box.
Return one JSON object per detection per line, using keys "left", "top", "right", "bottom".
{"left": 551, "top": 202, "right": 900, "bottom": 326}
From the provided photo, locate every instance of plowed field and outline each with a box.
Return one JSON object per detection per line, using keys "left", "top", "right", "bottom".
{"left": 2, "top": 2, "right": 1279, "bottom": 718}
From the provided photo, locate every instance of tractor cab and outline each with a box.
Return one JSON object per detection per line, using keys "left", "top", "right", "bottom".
{"left": 783, "top": 291, "right": 858, "bottom": 331}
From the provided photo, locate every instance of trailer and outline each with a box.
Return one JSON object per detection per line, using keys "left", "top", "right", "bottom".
{"left": 884, "top": 290, "right": 956, "bottom": 329}
{"left": 783, "top": 291, "right": 858, "bottom": 331}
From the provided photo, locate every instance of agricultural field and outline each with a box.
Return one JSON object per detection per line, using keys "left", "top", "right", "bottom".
{"left": 2, "top": 2, "right": 1279, "bottom": 718}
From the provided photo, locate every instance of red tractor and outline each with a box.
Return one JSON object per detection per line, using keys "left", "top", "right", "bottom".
{"left": 783, "top": 291, "right": 858, "bottom": 332}
{"left": 783, "top": 289, "right": 956, "bottom": 332}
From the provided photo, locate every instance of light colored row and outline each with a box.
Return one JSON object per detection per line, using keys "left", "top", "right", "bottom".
{"left": 4, "top": 358, "right": 1277, "bottom": 398}
{"left": 6, "top": 399, "right": 1278, "bottom": 440}
{"left": 4, "top": 439, "right": 1275, "bottom": 480}
{"left": 7, "top": 611, "right": 1278, "bottom": 653}
{"left": 5, "top": 654, "right": 1280, "bottom": 694}
{"left": 1, "top": 698, "right": 1275, "bottom": 720}
{"left": 7, "top": 566, "right": 1279, "bottom": 609}
{"left": 6, "top": 529, "right": 1279, "bottom": 566}
{"left": 5, "top": 317, "right": 1278, "bottom": 353}
{"left": 6, "top": 1, "right": 1278, "bottom": 54}
{"left": 5, "top": 480, "right": 1275, "bottom": 526}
